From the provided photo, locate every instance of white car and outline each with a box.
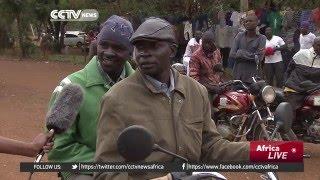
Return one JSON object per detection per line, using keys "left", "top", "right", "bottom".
{"left": 63, "top": 31, "right": 86, "bottom": 47}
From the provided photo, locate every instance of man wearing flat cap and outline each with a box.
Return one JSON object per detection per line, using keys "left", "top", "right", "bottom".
{"left": 94, "top": 17, "right": 249, "bottom": 180}
{"left": 47, "top": 15, "right": 134, "bottom": 180}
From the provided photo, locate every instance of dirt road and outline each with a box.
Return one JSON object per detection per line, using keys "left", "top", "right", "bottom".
{"left": 0, "top": 59, "right": 319, "bottom": 180}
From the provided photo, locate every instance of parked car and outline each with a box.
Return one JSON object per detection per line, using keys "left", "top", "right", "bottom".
{"left": 64, "top": 32, "right": 85, "bottom": 47}
{"left": 40, "top": 31, "right": 86, "bottom": 48}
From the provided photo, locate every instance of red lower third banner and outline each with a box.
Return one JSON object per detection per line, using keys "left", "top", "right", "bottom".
{"left": 250, "top": 141, "right": 303, "bottom": 163}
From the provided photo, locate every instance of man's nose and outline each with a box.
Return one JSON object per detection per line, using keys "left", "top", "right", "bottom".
{"left": 102, "top": 48, "right": 116, "bottom": 58}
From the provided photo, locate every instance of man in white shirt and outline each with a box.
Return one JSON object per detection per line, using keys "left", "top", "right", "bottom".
{"left": 284, "top": 37, "right": 320, "bottom": 128}
{"left": 264, "top": 27, "right": 287, "bottom": 87}
{"left": 183, "top": 31, "right": 202, "bottom": 75}
{"left": 230, "top": 11, "right": 244, "bottom": 27}
{"left": 300, "top": 21, "right": 316, "bottom": 50}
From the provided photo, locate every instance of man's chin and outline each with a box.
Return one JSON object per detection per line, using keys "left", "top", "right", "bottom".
{"left": 101, "top": 64, "right": 115, "bottom": 74}
{"left": 246, "top": 28, "right": 256, "bottom": 31}
{"left": 139, "top": 68, "right": 157, "bottom": 77}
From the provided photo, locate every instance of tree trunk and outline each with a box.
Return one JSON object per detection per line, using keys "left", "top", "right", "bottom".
{"left": 35, "top": 23, "right": 42, "bottom": 41}
{"left": 240, "top": 0, "right": 249, "bottom": 12}
{"left": 59, "top": 21, "right": 67, "bottom": 53}
{"left": 47, "top": 17, "right": 54, "bottom": 33}
{"left": 16, "top": 13, "right": 27, "bottom": 58}
{"left": 53, "top": 21, "right": 61, "bottom": 52}
{"left": 0, "top": 28, "right": 6, "bottom": 49}
{"left": 116, "top": 0, "right": 122, "bottom": 14}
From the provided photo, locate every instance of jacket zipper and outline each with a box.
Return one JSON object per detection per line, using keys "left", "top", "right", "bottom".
{"left": 170, "top": 93, "right": 179, "bottom": 154}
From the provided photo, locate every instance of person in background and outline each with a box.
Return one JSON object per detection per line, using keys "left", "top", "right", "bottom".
{"left": 264, "top": 27, "right": 286, "bottom": 87}
{"left": 255, "top": 1, "right": 269, "bottom": 35}
{"left": 189, "top": 30, "right": 223, "bottom": 100}
{"left": 0, "top": 132, "right": 53, "bottom": 157}
{"left": 300, "top": 21, "right": 316, "bottom": 50}
{"left": 229, "top": 14, "right": 266, "bottom": 84}
{"left": 182, "top": 30, "right": 202, "bottom": 76}
{"left": 40, "top": 32, "right": 53, "bottom": 61}
{"left": 266, "top": 3, "right": 283, "bottom": 36}
{"left": 281, "top": 6, "right": 301, "bottom": 70}
{"left": 284, "top": 37, "right": 320, "bottom": 130}
{"left": 86, "top": 30, "right": 95, "bottom": 46}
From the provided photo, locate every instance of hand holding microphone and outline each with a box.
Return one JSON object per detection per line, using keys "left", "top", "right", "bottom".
{"left": 35, "top": 83, "right": 84, "bottom": 163}
{"left": 29, "top": 84, "right": 84, "bottom": 180}
{"left": 0, "top": 130, "right": 54, "bottom": 157}
{"left": 29, "top": 130, "right": 54, "bottom": 156}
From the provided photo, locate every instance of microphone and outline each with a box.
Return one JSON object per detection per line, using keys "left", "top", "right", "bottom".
{"left": 35, "top": 83, "right": 84, "bottom": 163}
{"left": 117, "top": 125, "right": 188, "bottom": 162}
{"left": 117, "top": 125, "right": 154, "bottom": 162}
{"left": 46, "top": 83, "right": 84, "bottom": 134}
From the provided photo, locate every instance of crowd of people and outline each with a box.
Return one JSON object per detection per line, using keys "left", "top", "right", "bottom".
{"left": 182, "top": 4, "right": 320, "bottom": 89}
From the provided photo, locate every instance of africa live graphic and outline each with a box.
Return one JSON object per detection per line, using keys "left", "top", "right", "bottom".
{"left": 250, "top": 141, "right": 303, "bottom": 163}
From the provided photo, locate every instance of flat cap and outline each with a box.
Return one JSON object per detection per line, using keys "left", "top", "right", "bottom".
{"left": 130, "top": 17, "right": 177, "bottom": 44}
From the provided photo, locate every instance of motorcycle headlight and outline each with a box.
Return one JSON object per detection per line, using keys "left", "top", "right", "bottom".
{"left": 261, "top": 85, "right": 276, "bottom": 104}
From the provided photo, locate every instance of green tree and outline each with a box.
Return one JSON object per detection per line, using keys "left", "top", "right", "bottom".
{"left": 0, "top": 0, "right": 30, "bottom": 57}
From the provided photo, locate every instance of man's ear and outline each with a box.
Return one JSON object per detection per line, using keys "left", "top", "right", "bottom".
{"left": 169, "top": 44, "right": 178, "bottom": 59}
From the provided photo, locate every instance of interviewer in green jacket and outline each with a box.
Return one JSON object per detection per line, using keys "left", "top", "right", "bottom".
{"left": 47, "top": 15, "right": 135, "bottom": 180}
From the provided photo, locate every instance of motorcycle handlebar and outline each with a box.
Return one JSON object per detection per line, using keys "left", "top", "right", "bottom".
{"left": 218, "top": 80, "right": 241, "bottom": 87}
{"left": 218, "top": 80, "right": 249, "bottom": 91}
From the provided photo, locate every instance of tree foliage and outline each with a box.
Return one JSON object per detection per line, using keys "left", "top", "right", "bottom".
{"left": 0, "top": 0, "right": 319, "bottom": 56}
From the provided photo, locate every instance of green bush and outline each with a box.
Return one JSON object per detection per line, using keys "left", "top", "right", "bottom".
{"left": 22, "top": 40, "right": 37, "bottom": 56}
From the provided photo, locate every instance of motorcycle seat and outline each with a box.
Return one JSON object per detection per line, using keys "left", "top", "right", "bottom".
{"left": 299, "top": 81, "right": 320, "bottom": 94}
{"left": 307, "top": 85, "right": 320, "bottom": 94}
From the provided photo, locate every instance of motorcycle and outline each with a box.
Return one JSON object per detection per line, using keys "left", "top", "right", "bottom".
{"left": 117, "top": 124, "right": 291, "bottom": 180}
{"left": 212, "top": 77, "right": 296, "bottom": 142}
{"left": 273, "top": 81, "right": 320, "bottom": 143}
{"left": 117, "top": 125, "right": 227, "bottom": 179}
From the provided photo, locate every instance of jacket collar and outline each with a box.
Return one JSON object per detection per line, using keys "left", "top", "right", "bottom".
{"left": 136, "top": 68, "right": 186, "bottom": 98}
{"left": 145, "top": 70, "right": 174, "bottom": 90}
{"left": 85, "top": 56, "right": 133, "bottom": 88}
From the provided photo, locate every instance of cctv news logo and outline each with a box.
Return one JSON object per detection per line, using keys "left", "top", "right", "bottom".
{"left": 250, "top": 141, "right": 303, "bottom": 163}
{"left": 50, "top": 9, "right": 99, "bottom": 21}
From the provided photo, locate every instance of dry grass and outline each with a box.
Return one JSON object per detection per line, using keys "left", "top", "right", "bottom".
{"left": 0, "top": 47, "right": 89, "bottom": 65}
